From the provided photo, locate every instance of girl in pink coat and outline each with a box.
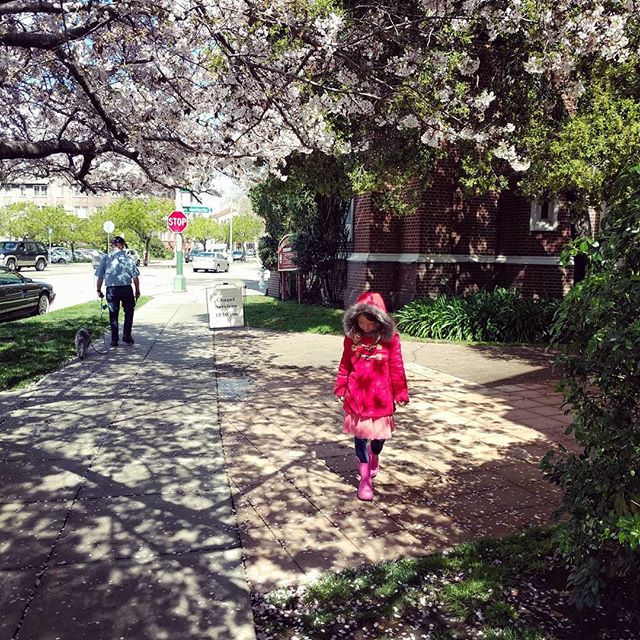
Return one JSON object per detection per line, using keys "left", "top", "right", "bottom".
{"left": 334, "top": 291, "right": 409, "bottom": 500}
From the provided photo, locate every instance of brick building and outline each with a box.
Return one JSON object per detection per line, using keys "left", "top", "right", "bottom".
{"left": 269, "top": 161, "right": 599, "bottom": 310}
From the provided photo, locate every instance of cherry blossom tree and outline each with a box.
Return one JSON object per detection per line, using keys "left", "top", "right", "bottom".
{"left": 0, "top": 0, "right": 345, "bottom": 193}
{"left": 0, "top": 0, "right": 637, "bottom": 201}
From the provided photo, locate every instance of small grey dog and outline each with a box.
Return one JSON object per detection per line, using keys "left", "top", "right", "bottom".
{"left": 74, "top": 328, "right": 92, "bottom": 359}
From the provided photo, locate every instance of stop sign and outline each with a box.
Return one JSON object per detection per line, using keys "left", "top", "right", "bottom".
{"left": 168, "top": 211, "right": 188, "bottom": 233}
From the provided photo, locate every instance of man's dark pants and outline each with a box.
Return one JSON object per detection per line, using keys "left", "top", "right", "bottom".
{"left": 106, "top": 285, "right": 135, "bottom": 342}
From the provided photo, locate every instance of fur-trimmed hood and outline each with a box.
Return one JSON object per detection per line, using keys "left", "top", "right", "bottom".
{"left": 342, "top": 291, "right": 396, "bottom": 342}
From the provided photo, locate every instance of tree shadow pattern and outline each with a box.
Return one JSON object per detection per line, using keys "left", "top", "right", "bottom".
{"left": 0, "top": 304, "right": 255, "bottom": 640}
{"left": 211, "top": 329, "right": 573, "bottom": 597}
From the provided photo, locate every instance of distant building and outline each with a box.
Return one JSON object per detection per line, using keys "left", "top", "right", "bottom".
{"left": 0, "top": 178, "right": 119, "bottom": 218}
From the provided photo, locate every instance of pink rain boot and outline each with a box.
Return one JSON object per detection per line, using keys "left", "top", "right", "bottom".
{"left": 368, "top": 445, "right": 379, "bottom": 479}
{"left": 357, "top": 461, "right": 374, "bottom": 501}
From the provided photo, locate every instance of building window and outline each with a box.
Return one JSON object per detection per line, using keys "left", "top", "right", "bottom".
{"left": 74, "top": 206, "right": 88, "bottom": 218}
{"left": 599, "top": 203, "right": 608, "bottom": 231}
{"left": 345, "top": 198, "right": 354, "bottom": 242}
{"left": 530, "top": 198, "right": 559, "bottom": 231}
{"left": 33, "top": 185, "right": 48, "bottom": 196}
{"left": 20, "top": 184, "right": 26, "bottom": 196}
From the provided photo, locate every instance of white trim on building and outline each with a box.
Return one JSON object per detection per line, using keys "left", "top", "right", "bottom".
{"left": 347, "top": 252, "right": 567, "bottom": 266}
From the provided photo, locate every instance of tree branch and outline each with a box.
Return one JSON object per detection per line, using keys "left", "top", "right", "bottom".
{"left": 0, "top": 1, "right": 62, "bottom": 16}
{"left": 54, "top": 48, "right": 128, "bottom": 144}
{"left": 0, "top": 10, "right": 115, "bottom": 49}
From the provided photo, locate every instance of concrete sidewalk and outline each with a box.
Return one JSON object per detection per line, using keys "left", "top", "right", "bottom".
{"left": 0, "top": 292, "right": 571, "bottom": 637}
{"left": 0, "top": 295, "right": 256, "bottom": 640}
{"left": 214, "top": 327, "right": 571, "bottom": 593}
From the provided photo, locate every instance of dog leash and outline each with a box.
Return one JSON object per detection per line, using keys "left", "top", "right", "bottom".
{"left": 90, "top": 298, "right": 110, "bottom": 355}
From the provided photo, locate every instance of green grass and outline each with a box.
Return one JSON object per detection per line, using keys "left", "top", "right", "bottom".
{"left": 243, "top": 297, "right": 540, "bottom": 347}
{"left": 0, "top": 297, "right": 151, "bottom": 390}
{"left": 245, "top": 297, "right": 344, "bottom": 334}
{"left": 253, "top": 528, "right": 574, "bottom": 639}
{"left": 244, "top": 297, "right": 433, "bottom": 343}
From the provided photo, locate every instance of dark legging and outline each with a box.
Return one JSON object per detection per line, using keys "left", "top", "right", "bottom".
{"left": 354, "top": 437, "right": 385, "bottom": 463}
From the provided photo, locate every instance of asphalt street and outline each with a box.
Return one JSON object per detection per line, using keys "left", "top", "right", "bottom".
{"left": 26, "top": 259, "right": 267, "bottom": 312}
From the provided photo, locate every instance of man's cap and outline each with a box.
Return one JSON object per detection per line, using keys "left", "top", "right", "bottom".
{"left": 111, "top": 236, "right": 126, "bottom": 245}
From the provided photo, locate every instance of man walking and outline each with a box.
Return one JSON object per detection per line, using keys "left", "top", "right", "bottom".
{"left": 96, "top": 236, "right": 141, "bottom": 347}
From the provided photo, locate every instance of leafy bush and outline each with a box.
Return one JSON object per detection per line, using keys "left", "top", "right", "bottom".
{"left": 542, "top": 165, "right": 640, "bottom": 610}
{"left": 148, "top": 236, "right": 173, "bottom": 259}
{"left": 396, "top": 288, "right": 560, "bottom": 344}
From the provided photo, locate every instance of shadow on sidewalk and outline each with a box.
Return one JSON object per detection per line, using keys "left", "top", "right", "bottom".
{"left": 0, "top": 319, "right": 254, "bottom": 640}
{"left": 211, "top": 328, "right": 574, "bottom": 593}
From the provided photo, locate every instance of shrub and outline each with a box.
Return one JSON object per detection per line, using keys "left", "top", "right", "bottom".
{"left": 542, "top": 165, "right": 640, "bottom": 610}
{"left": 148, "top": 236, "right": 172, "bottom": 259}
{"left": 396, "top": 288, "right": 559, "bottom": 344}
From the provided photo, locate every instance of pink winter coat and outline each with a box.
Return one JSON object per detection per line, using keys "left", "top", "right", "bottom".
{"left": 334, "top": 292, "right": 409, "bottom": 418}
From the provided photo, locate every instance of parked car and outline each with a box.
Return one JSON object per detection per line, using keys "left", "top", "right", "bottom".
{"left": 49, "top": 247, "right": 73, "bottom": 264}
{"left": 125, "top": 248, "right": 141, "bottom": 266}
{"left": 185, "top": 249, "right": 203, "bottom": 263}
{"left": 0, "top": 240, "right": 49, "bottom": 271}
{"left": 0, "top": 266, "right": 55, "bottom": 319}
{"left": 231, "top": 249, "right": 246, "bottom": 262}
{"left": 73, "top": 249, "right": 94, "bottom": 262}
{"left": 192, "top": 252, "right": 229, "bottom": 273}
{"left": 91, "top": 248, "right": 140, "bottom": 268}
{"left": 245, "top": 248, "right": 256, "bottom": 258}
{"left": 91, "top": 251, "right": 107, "bottom": 269}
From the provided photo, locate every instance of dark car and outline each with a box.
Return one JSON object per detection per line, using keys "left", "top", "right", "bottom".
{"left": 0, "top": 240, "right": 49, "bottom": 271}
{"left": 185, "top": 249, "right": 203, "bottom": 263}
{"left": 0, "top": 266, "right": 56, "bottom": 319}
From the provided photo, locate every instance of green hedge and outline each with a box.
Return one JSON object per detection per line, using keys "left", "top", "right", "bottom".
{"left": 395, "top": 288, "right": 560, "bottom": 344}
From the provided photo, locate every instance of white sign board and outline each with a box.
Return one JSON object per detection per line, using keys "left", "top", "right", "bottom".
{"left": 206, "top": 285, "right": 244, "bottom": 329}
{"left": 103, "top": 220, "right": 115, "bottom": 233}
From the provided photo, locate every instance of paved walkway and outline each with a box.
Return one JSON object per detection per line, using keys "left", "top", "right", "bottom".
{"left": 0, "top": 291, "right": 573, "bottom": 637}
{"left": 0, "top": 296, "right": 255, "bottom": 640}
{"left": 215, "top": 329, "right": 572, "bottom": 592}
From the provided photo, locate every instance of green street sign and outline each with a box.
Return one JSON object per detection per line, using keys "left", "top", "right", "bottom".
{"left": 184, "top": 206, "right": 210, "bottom": 214}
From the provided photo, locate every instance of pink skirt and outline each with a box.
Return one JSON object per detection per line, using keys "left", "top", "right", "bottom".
{"left": 343, "top": 413, "right": 395, "bottom": 440}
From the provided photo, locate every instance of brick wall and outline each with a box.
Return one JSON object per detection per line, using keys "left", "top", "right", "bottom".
{"left": 342, "top": 160, "right": 574, "bottom": 307}
{"left": 496, "top": 264, "right": 573, "bottom": 298}
{"left": 496, "top": 191, "right": 572, "bottom": 256}
{"left": 420, "top": 163, "right": 499, "bottom": 255}
{"left": 267, "top": 161, "right": 576, "bottom": 309}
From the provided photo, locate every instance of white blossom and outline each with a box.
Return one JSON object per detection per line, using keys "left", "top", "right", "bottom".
{"left": 0, "top": 0, "right": 634, "bottom": 190}
{"left": 493, "top": 142, "right": 531, "bottom": 172}
{"left": 457, "top": 55, "right": 480, "bottom": 76}
{"left": 474, "top": 90, "right": 496, "bottom": 110}
{"left": 523, "top": 56, "right": 545, "bottom": 75}
{"left": 399, "top": 114, "right": 421, "bottom": 129}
